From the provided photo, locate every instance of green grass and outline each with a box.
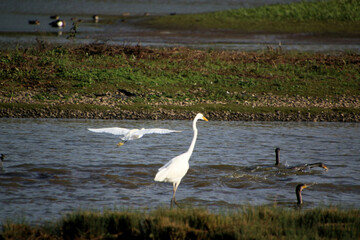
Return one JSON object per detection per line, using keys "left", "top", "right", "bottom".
{"left": 143, "top": 0, "right": 360, "bottom": 34}
{"left": 1, "top": 44, "right": 359, "bottom": 120}
{"left": 1, "top": 44, "right": 359, "bottom": 101}
{"left": 1, "top": 206, "right": 360, "bottom": 239}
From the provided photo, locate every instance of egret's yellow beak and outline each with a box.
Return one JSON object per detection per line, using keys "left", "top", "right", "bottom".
{"left": 117, "top": 142, "right": 125, "bottom": 147}
{"left": 203, "top": 116, "right": 209, "bottom": 121}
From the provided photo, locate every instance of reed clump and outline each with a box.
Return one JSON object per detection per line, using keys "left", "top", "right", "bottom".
{"left": 1, "top": 206, "right": 360, "bottom": 239}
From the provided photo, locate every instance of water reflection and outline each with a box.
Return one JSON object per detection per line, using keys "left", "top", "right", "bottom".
{"left": 0, "top": 118, "right": 359, "bottom": 223}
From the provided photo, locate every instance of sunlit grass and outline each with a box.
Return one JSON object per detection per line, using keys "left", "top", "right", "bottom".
{"left": 143, "top": 0, "right": 360, "bottom": 33}
{"left": 1, "top": 44, "right": 359, "bottom": 120}
{"left": 1, "top": 44, "right": 359, "bottom": 101}
{"left": 2, "top": 206, "right": 360, "bottom": 239}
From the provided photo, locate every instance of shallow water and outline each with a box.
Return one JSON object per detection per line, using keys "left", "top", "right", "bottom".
{"left": 0, "top": 118, "right": 359, "bottom": 223}
{"left": 0, "top": 0, "right": 359, "bottom": 52}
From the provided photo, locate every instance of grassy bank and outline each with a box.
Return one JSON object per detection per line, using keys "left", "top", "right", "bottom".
{"left": 2, "top": 206, "right": 360, "bottom": 239}
{"left": 1, "top": 44, "right": 359, "bottom": 121}
{"left": 143, "top": 0, "right": 360, "bottom": 34}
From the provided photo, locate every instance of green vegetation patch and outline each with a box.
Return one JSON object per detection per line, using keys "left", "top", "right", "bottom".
{"left": 1, "top": 44, "right": 359, "bottom": 102}
{"left": 1, "top": 44, "right": 359, "bottom": 120}
{"left": 2, "top": 206, "right": 360, "bottom": 239}
{"left": 143, "top": 0, "right": 360, "bottom": 34}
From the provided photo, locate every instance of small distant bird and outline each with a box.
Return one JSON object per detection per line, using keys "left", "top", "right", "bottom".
{"left": 71, "top": 17, "right": 83, "bottom": 23}
{"left": 93, "top": 15, "right": 99, "bottom": 23}
{"left": 88, "top": 127, "right": 182, "bottom": 146}
{"left": 49, "top": 19, "right": 66, "bottom": 28}
{"left": 28, "top": 20, "right": 40, "bottom": 25}
{"left": 50, "top": 15, "right": 59, "bottom": 20}
{"left": 154, "top": 113, "right": 208, "bottom": 206}
{"left": 274, "top": 148, "right": 328, "bottom": 171}
{"left": 296, "top": 184, "right": 308, "bottom": 204}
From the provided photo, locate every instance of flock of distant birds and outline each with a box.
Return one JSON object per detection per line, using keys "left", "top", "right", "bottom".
{"left": 1, "top": 113, "right": 328, "bottom": 207}
{"left": 28, "top": 12, "right": 154, "bottom": 28}
{"left": 28, "top": 15, "right": 100, "bottom": 28}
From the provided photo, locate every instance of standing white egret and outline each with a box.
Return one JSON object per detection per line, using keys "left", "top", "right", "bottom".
{"left": 88, "top": 127, "right": 182, "bottom": 146}
{"left": 154, "top": 113, "right": 208, "bottom": 206}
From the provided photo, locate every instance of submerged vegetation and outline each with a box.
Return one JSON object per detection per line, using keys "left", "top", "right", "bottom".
{"left": 2, "top": 206, "right": 360, "bottom": 239}
{"left": 143, "top": 0, "right": 360, "bottom": 34}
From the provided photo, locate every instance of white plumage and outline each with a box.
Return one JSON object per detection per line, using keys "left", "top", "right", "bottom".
{"left": 88, "top": 127, "right": 181, "bottom": 146}
{"left": 154, "top": 113, "right": 208, "bottom": 205}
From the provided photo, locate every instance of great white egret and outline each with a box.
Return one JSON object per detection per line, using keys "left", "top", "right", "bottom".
{"left": 154, "top": 113, "right": 208, "bottom": 206}
{"left": 274, "top": 148, "right": 328, "bottom": 171}
{"left": 88, "top": 127, "right": 182, "bottom": 146}
{"left": 296, "top": 184, "right": 308, "bottom": 204}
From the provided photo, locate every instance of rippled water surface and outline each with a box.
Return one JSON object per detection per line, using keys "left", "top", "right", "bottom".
{"left": 0, "top": 118, "right": 359, "bottom": 223}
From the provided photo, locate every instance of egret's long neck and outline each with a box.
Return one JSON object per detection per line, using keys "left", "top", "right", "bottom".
{"left": 187, "top": 119, "right": 198, "bottom": 154}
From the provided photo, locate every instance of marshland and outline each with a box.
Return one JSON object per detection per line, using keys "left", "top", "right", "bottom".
{"left": 1, "top": 0, "right": 360, "bottom": 239}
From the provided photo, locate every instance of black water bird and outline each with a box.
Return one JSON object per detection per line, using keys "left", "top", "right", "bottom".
{"left": 296, "top": 184, "right": 308, "bottom": 204}
{"left": 274, "top": 148, "right": 328, "bottom": 171}
{"left": 291, "top": 162, "right": 328, "bottom": 171}
{"left": 0, "top": 154, "right": 5, "bottom": 169}
{"left": 275, "top": 147, "right": 280, "bottom": 165}
{"left": 28, "top": 20, "right": 40, "bottom": 25}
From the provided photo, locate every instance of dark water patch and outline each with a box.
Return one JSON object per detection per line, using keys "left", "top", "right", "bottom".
{"left": 0, "top": 175, "right": 36, "bottom": 184}
{"left": 48, "top": 178, "right": 72, "bottom": 186}
{"left": 192, "top": 181, "right": 213, "bottom": 188}
{"left": 0, "top": 181, "right": 23, "bottom": 188}
{"left": 102, "top": 174, "right": 139, "bottom": 189}
{"left": 11, "top": 163, "right": 36, "bottom": 168}
{"left": 206, "top": 164, "right": 238, "bottom": 171}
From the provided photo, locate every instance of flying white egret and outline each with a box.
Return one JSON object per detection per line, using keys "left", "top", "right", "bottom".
{"left": 154, "top": 113, "right": 208, "bottom": 206}
{"left": 88, "top": 127, "right": 182, "bottom": 146}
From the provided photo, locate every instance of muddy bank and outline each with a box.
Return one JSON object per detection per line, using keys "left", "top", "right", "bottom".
{"left": 1, "top": 88, "right": 359, "bottom": 121}
{"left": 1, "top": 104, "right": 359, "bottom": 122}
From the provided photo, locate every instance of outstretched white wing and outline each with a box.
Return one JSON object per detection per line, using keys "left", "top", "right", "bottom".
{"left": 88, "top": 127, "right": 130, "bottom": 136}
{"left": 137, "top": 128, "right": 182, "bottom": 136}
